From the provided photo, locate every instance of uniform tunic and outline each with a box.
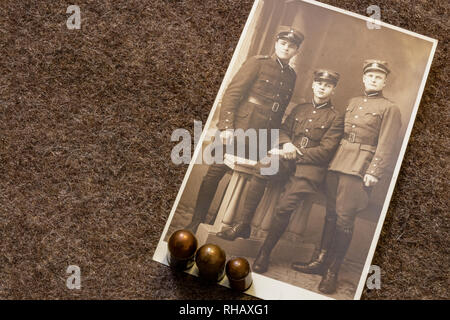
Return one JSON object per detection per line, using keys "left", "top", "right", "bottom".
{"left": 326, "top": 92, "right": 402, "bottom": 228}
{"left": 328, "top": 92, "right": 401, "bottom": 179}
{"left": 217, "top": 54, "right": 297, "bottom": 135}
{"left": 280, "top": 100, "right": 344, "bottom": 187}
{"left": 273, "top": 100, "right": 344, "bottom": 216}
{"left": 238, "top": 100, "right": 344, "bottom": 223}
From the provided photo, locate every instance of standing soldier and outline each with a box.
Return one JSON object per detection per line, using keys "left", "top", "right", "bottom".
{"left": 185, "top": 27, "right": 305, "bottom": 234}
{"left": 292, "top": 60, "right": 402, "bottom": 295}
{"left": 249, "top": 70, "right": 344, "bottom": 274}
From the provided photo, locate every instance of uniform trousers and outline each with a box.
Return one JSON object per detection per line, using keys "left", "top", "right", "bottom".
{"left": 325, "top": 171, "right": 370, "bottom": 230}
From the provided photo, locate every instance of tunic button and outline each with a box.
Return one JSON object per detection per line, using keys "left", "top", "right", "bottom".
{"left": 269, "top": 117, "right": 272, "bottom": 121}
{"left": 364, "top": 98, "right": 367, "bottom": 102}
{"left": 227, "top": 111, "right": 231, "bottom": 114}
{"left": 280, "top": 82, "right": 283, "bottom": 86}
{"left": 313, "top": 110, "right": 317, "bottom": 114}
{"left": 354, "top": 115, "right": 359, "bottom": 119}
{"left": 305, "top": 129, "right": 309, "bottom": 132}
{"left": 225, "top": 126, "right": 229, "bottom": 129}
{"left": 321, "top": 125, "right": 325, "bottom": 129}
{"left": 359, "top": 107, "right": 363, "bottom": 110}
{"left": 375, "top": 157, "right": 379, "bottom": 160}
{"left": 373, "top": 164, "right": 377, "bottom": 166}
{"left": 266, "top": 80, "right": 269, "bottom": 83}
{"left": 308, "top": 119, "right": 312, "bottom": 122}
{"left": 352, "top": 125, "right": 356, "bottom": 128}
{"left": 295, "top": 118, "right": 298, "bottom": 121}
{"left": 372, "top": 113, "right": 377, "bottom": 115}
{"left": 370, "top": 171, "right": 374, "bottom": 173}
{"left": 225, "top": 119, "right": 229, "bottom": 122}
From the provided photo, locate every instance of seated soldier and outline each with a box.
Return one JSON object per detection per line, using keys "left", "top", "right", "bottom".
{"left": 217, "top": 70, "right": 344, "bottom": 268}
{"left": 251, "top": 70, "right": 344, "bottom": 273}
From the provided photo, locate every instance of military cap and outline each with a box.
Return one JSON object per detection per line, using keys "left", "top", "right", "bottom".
{"left": 313, "top": 69, "right": 340, "bottom": 85}
{"left": 276, "top": 26, "right": 304, "bottom": 47}
{"left": 363, "top": 59, "right": 390, "bottom": 75}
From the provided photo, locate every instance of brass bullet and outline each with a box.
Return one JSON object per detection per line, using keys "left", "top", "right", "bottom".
{"left": 195, "top": 244, "right": 226, "bottom": 282}
{"left": 167, "top": 229, "right": 198, "bottom": 270}
{"left": 226, "top": 257, "right": 253, "bottom": 291}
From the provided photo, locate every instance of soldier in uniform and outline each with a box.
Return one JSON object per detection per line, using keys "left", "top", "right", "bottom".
{"left": 292, "top": 60, "right": 402, "bottom": 295}
{"left": 185, "top": 27, "right": 305, "bottom": 234}
{"left": 248, "top": 70, "right": 345, "bottom": 274}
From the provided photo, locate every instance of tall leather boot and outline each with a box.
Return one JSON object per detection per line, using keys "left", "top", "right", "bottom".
{"left": 185, "top": 170, "right": 224, "bottom": 234}
{"left": 253, "top": 213, "right": 290, "bottom": 274}
{"left": 291, "top": 213, "right": 337, "bottom": 275}
{"left": 216, "top": 177, "right": 266, "bottom": 241}
{"left": 319, "top": 226, "right": 353, "bottom": 294}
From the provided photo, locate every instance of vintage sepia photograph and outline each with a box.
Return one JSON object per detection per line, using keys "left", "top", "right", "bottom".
{"left": 153, "top": 0, "right": 437, "bottom": 300}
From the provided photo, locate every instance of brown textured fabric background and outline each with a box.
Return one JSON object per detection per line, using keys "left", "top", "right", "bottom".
{"left": 0, "top": 0, "right": 448, "bottom": 299}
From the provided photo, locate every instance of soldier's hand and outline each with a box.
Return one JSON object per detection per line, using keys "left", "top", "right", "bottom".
{"left": 282, "top": 143, "right": 298, "bottom": 160}
{"left": 363, "top": 174, "right": 379, "bottom": 187}
{"left": 220, "top": 130, "right": 234, "bottom": 145}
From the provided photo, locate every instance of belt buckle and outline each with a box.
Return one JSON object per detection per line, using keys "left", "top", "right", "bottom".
{"left": 300, "top": 136, "right": 309, "bottom": 148}
{"left": 272, "top": 102, "right": 280, "bottom": 112}
{"left": 349, "top": 132, "right": 356, "bottom": 143}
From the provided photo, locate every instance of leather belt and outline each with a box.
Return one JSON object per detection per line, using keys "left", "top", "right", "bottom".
{"left": 343, "top": 132, "right": 376, "bottom": 146}
{"left": 248, "top": 95, "right": 281, "bottom": 112}
{"left": 295, "top": 136, "right": 320, "bottom": 149}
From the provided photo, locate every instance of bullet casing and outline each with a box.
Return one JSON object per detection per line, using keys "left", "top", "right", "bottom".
{"left": 226, "top": 257, "right": 253, "bottom": 291}
{"left": 195, "top": 244, "right": 226, "bottom": 282}
{"left": 167, "top": 229, "right": 198, "bottom": 270}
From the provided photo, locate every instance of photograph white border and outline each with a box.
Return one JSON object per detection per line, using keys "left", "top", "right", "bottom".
{"left": 153, "top": 0, "right": 438, "bottom": 300}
